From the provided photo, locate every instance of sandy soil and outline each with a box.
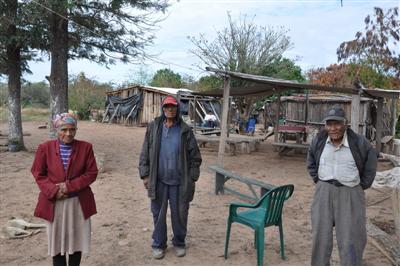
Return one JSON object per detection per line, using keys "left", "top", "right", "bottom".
{"left": 0, "top": 121, "right": 395, "bottom": 266}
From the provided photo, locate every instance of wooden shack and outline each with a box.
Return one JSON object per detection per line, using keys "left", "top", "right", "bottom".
{"left": 273, "top": 94, "right": 374, "bottom": 137}
{"left": 104, "top": 85, "right": 222, "bottom": 127}
{"left": 104, "top": 85, "right": 192, "bottom": 125}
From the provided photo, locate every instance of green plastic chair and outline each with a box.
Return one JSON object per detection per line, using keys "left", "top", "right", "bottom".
{"left": 224, "top": 184, "right": 294, "bottom": 266}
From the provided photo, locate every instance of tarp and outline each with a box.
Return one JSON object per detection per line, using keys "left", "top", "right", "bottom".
{"left": 105, "top": 93, "right": 142, "bottom": 120}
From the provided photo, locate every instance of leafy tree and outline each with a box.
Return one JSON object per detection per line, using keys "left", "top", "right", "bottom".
{"left": 21, "top": 81, "right": 50, "bottom": 108}
{"left": 181, "top": 74, "right": 195, "bottom": 88}
{"left": 1, "top": 0, "right": 25, "bottom": 150}
{"left": 261, "top": 57, "right": 304, "bottom": 82}
{"left": 22, "top": 0, "right": 169, "bottom": 135}
{"left": 68, "top": 72, "right": 111, "bottom": 120}
{"left": 0, "top": 82, "right": 8, "bottom": 106}
{"left": 307, "top": 63, "right": 399, "bottom": 89}
{"left": 191, "top": 75, "right": 222, "bottom": 91}
{"left": 337, "top": 7, "right": 400, "bottom": 77}
{"left": 0, "top": 0, "right": 50, "bottom": 150}
{"left": 308, "top": 64, "right": 353, "bottom": 89}
{"left": 2, "top": 0, "right": 168, "bottom": 145}
{"left": 150, "top": 68, "right": 183, "bottom": 88}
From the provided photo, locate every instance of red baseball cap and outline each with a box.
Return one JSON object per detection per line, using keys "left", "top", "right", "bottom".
{"left": 162, "top": 96, "right": 178, "bottom": 106}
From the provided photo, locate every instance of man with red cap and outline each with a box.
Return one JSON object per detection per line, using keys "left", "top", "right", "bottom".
{"left": 139, "top": 95, "right": 202, "bottom": 259}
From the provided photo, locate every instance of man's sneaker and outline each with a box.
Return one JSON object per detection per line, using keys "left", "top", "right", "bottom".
{"left": 174, "top": 246, "right": 186, "bottom": 257}
{"left": 152, "top": 248, "right": 165, "bottom": 259}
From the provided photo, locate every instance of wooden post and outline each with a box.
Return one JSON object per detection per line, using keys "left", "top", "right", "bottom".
{"left": 125, "top": 105, "right": 137, "bottom": 125}
{"left": 260, "top": 187, "right": 269, "bottom": 197}
{"left": 215, "top": 173, "right": 225, "bottom": 195}
{"left": 210, "top": 101, "right": 220, "bottom": 122}
{"left": 264, "top": 102, "right": 267, "bottom": 131}
{"left": 109, "top": 104, "right": 120, "bottom": 124}
{"left": 390, "top": 98, "right": 398, "bottom": 137}
{"left": 367, "top": 219, "right": 400, "bottom": 265}
{"left": 193, "top": 96, "right": 197, "bottom": 134}
{"left": 227, "top": 96, "right": 231, "bottom": 138}
{"left": 217, "top": 76, "right": 231, "bottom": 166}
{"left": 102, "top": 103, "right": 111, "bottom": 123}
{"left": 188, "top": 96, "right": 191, "bottom": 124}
{"left": 376, "top": 97, "right": 384, "bottom": 152}
{"left": 304, "top": 91, "right": 309, "bottom": 142}
{"left": 351, "top": 92, "right": 361, "bottom": 133}
{"left": 304, "top": 91, "right": 309, "bottom": 125}
{"left": 363, "top": 102, "right": 368, "bottom": 136}
{"left": 274, "top": 93, "right": 281, "bottom": 151}
{"left": 393, "top": 187, "right": 400, "bottom": 243}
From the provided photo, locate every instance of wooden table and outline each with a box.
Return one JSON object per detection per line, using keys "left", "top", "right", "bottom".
{"left": 273, "top": 125, "right": 309, "bottom": 155}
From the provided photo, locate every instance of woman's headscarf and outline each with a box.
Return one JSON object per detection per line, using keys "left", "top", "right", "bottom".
{"left": 53, "top": 113, "right": 77, "bottom": 130}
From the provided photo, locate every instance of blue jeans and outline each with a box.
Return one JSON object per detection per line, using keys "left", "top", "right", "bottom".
{"left": 151, "top": 182, "right": 189, "bottom": 249}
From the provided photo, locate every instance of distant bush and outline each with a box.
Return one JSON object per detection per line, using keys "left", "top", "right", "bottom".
{"left": 22, "top": 82, "right": 50, "bottom": 107}
{"left": 0, "top": 81, "right": 50, "bottom": 108}
{"left": 69, "top": 73, "right": 111, "bottom": 120}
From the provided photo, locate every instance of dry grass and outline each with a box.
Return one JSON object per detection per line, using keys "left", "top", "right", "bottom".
{"left": 0, "top": 107, "right": 49, "bottom": 123}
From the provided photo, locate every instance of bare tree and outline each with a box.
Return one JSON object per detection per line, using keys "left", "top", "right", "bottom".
{"left": 188, "top": 13, "right": 292, "bottom": 74}
{"left": 188, "top": 13, "right": 292, "bottom": 125}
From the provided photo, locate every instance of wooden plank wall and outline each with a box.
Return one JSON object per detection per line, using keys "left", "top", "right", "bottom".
{"left": 138, "top": 91, "right": 164, "bottom": 124}
{"left": 106, "top": 87, "right": 167, "bottom": 125}
{"left": 285, "top": 100, "right": 370, "bottom": 126}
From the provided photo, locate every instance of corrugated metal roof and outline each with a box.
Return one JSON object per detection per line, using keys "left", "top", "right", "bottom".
{"left": 197, "top": 67, "right": 400, "bottom": 99}
{"left": 281, "top": 94, "right": 372, "bottom": 102}
{"left": 106, "top": 85, "right": 192, "bottom": 96}
{"left": 144, "top": 86, "right": 192, "bottom": 95}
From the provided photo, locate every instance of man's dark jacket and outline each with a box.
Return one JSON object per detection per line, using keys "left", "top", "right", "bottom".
{"left": 138, "top": 115, "right": 202, "bottom": 222}
{"left": 307, "top": 128, "right": 377, "bottom": 189}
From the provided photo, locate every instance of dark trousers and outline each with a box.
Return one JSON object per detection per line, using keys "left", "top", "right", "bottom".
{"left": 151, "top": 182, "right": 189, "bottom": 249}
{"left": 52, "top": 252, "right": 82, "bottom": 266}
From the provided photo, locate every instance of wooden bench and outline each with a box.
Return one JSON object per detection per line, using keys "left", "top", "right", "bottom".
{"left": 209, "top": 165, "right": 276, "bottom": 203}
{"left": 272, "top": 142, "right": 309, "bottom": 156}
{"left": 198, "top": 129, "right": 221, "bottom": 136}
{"left": 196, "top": 136, "right": 256, "bottom": 155}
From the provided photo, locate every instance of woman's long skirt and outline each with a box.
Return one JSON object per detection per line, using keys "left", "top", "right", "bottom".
{"left": 45, "top": 197, "right": 91, "bottom": 256}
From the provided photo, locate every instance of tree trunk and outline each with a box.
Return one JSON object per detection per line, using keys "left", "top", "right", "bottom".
{"left": 48, "top": 0, "right": 69, "bottom": 137}
{"left": 6, "top": 0, "right": 25, "bottom": 151}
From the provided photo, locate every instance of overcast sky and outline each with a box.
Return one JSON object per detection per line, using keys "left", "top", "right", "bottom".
{"left": 24, "top": 0, "right": 399, "bottom": 85}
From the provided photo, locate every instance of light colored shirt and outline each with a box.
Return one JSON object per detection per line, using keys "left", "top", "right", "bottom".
{"left": 318, "top": 131, "right": 360, "bottom": 187}
{"left": 204, "top": 114, "right": 217, "bottom": 122}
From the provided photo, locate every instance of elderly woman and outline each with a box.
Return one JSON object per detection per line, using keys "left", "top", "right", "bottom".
{"left": 31, "top": 113, "right": 98, "bottom": 266}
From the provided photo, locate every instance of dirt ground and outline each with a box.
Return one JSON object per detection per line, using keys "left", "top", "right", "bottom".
{"left": 0, "top": 121, "right": 395, "bottom": 266}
